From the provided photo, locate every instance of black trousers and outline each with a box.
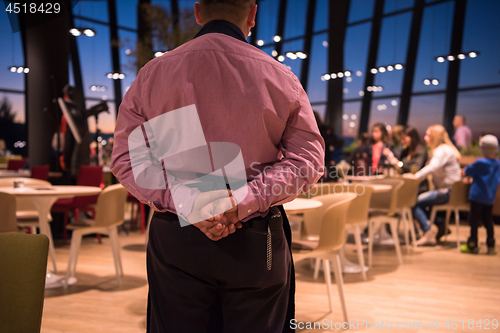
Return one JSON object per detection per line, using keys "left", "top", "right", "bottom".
{"left": 146, "top": 206, "right": 294, "bottom": 333}
{"left": 468, "top": 200, "right": 495, "bottom": 248}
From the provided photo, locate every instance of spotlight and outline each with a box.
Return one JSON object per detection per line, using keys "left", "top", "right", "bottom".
{"left": 286, "top": 52, "right": 297, "bottom": 59}
{"left": 125, "top": 49, "right": 132, "bottom": 55}
{"left": 349, "top": 122, "right": 355, "bottom": 128}
{"left": 337, "top": 72, "right": 344, "bottom": 78}
{"left": 431, "top": 79, "right": 439, "bottom": 85}
{"left": 344, "top": 71, "right": 351, "bottom": 77}
{"left": 16, "top": 67, "right": 23, "bottom": 73}
{"left": 359, "top": 91, "right": 364, "bottom": 96}
{"left": 351, "top": 114, "right": 357, "bottom": 120}
{"left": 257, "top": 40, "right": 264, "bottom": 46}
{"left": 356, "top": 71, "right": 362, "bottom": 77}
{"left": 391, "top": 100, "right": 398, "bottom": 106}
{"left": 70, "top": 28, "right": 81, "bottom": 36}
{"left": 277, "top": 55, "right": 285, "bottom": 62}
{"left": 324, "top": 74, "right": 331, "bottom": 80}
{"left": 107, "top": 72, "right": 125, "bottom": 80}
{"left": 322, "top": 41, "right": 329, "bottom": 47}
{"left": 367, "top": 86, "right": 373, "bottom": 92}
{"left": 447, "top": 55, "right": 455, "bottom": 61}
{"left": 423, "top": 79, "right": 431, "bottom": 85}
{"left": 458, "top": 53, "right": 466, "bottom": 60}
{"left": 343, "top": 114, "right": 348, "bottom": 120}
{"left": 274, "top": 35, "right": 281, "bottom": 43}
{"left": 83, "top": 29, "right": 95, "bottom": 37}
{"left": 23, "top": 68, "right": 29, "bottom": 73}
{"left": 469, "top": 51, "right": 477, "bottom": 58}
{"left": 437, "top": 56, "right": 445, "bottom": 62}
{"left": 395, "top": 64, "right": 403, "bottom": 70}
{"left": 378, "top": 66, "right": 386, "bottom": 73}
{"left": 296, "top": 52, "right": 307, "bottom": 59}
{"left": 371, "top": 68, "right": 378, "bottom": 74}
{"left": 331, "top": 73, "right": 337, "bottom": 79}
{"left": 9, "top": 67, "right": 16, "bottom": 72}
{"left": 346, "top": 77, "right": 352, "bottom": 82}
{"left": 387, "top": 65, "right": 394, "bottom": 71}
{"left": 272, "top": 50, "right": 278, "bottom": 57}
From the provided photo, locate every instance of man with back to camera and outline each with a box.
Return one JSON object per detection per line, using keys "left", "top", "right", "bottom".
{"left": 111, "top": 0, "right": 324, "bottom": 332}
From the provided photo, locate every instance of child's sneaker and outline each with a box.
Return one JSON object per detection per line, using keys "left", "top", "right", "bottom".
{"left": 460, "top": 244, "right": 479, "bottom": 254}
{"left": 487, "top": 247, "right": 497, "bottom": 255}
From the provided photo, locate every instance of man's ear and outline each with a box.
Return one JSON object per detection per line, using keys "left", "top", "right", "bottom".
{"left": 194, "top": 2, "right": 203, "bottom": 26}
{"left": 247, "top": 4, "right": 257, "bottom": 28}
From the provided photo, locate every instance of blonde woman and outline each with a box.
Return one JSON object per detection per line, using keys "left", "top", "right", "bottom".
{"left": 408, "top": 124, "right": 462, "bottom": 246}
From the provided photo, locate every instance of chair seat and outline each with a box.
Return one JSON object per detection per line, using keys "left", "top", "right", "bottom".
{"left": 53, "top": 198, "right": 75, "bottom": 207}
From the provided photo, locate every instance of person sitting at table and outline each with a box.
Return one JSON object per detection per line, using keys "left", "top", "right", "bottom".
{"left": 370, "top": 123, "right": 391, "bottom": 175}
{"left": 384, "top": 126, "right": 428, "bottom": 174}
{"left": 347, "top": 132, "right": 372, "bottom": 176}
{"left": 408, "top": 124, "right": 462, "bottom": 246}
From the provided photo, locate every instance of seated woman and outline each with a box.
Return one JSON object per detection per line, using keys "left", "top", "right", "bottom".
{"left": 370, "top": 123, "right": 391, "bottom": 175}
{"left": 408, "top": 124, "right": 462, "bottom": 246}
{"left": 384, "top": 126, "right": 428, "bottom": 174}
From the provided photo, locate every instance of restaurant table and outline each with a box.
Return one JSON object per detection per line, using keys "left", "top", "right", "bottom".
{"left": 0, "top": 185, "right": 102, "bottom": 288}
{"left": 283, "top": 198, "right": 323, "bottom": 214}
{"left": 0, "top": 169, "right": 63, "bottom": 178}
{"left": 344, "top": 175, "right": 386, "bottom": 182}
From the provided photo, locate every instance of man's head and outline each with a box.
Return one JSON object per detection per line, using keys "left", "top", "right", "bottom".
{"left": 195, "top": 0, "right": 257, "bottom": 38}
{"left": 453, "top": 115, "right": 466, "bottom": 128}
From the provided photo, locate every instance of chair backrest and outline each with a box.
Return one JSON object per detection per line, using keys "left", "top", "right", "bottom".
{"left": 395, "top": 177, "right": 422, "bottom": 209}
{"left": 0, "top": 192, "right": 18, "bottom": 233}
{"left": 31, "top": 165, "right": 50, "bottom": 181}
{"left": 0, "top": 233, "right": 49, "bottom": 332}
{"left": 299, "top": 182, "right": 351, "bottom": 199}
{"left": 344, "top": 184, "right": 374, "bottom": 224}
{"left": 73, "top": 166, "right": 104, "bottom": 206}
{"left": 447, "top": 180, "right": 470, "bottom": 206}
{"left": 316, "top": 193, "right": 356, "bottom": 252}
{"left": 7, "top": 158, "right": 27, "bottom": 171}
{"left": 0, "top": 178, "right": 52, "bottom": 213}
{"left": 364, "top": 178, "right": 404, "bottom": 216}
{"left": 92, "top": 184, "right": 129, "bottom": 228}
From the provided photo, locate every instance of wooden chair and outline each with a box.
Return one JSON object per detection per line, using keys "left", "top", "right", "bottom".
{"left": 429, "top": 180, "right": 470, "bottom": 250}
{"left": 51, "top": 165, "right": 104, "bottom": 242}
{"left": 0, "top": 192, "right": 18, "bottom": 233}
{"left": 65, "top": 184, "right": 128, "bottom": 287}
{"left": 364, "top": 178, "right": 405, "bottom": 266}
{"left": 293, "top": 193, "right": 356, "bottom": 322}
{"left": 0, "top": 233, "right": 49, "bottom": 333}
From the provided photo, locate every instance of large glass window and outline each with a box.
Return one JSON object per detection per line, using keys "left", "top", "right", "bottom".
{"left": 0, "top": 10, "right": 24, "bottom": 92}
{"left": 413, "top": 1, "right": 454, "bottom": 93}
{"left": 119, "top": 29, "right": 139, "bottom": 99}
{"left": 408, "top": 94, "right": 445, "bottom": 137}
{"left": 117, "top": 0, "right": 138, "bottom": 30}
{"left": 373, "top": 12, "right": 412, "bottom": 97}
{"left": 255, "top": 0, "right": 279, "bottom": 44}
{"left": 306, "top": 33, "right": 328, "bottom": 103}
{"left": 313, "top": 0, "right": 328, "bottom": 32}
{"left": 456, "top": 89, "right": 500, "bottom": 139}
{"left": 73, "top": 1, "right": 109, "bottom": 23}
{"left": 75, "top": 18, "right": 114, "bottom": 102}
{"left": 283, "top": 0, "right": 307, "bottom": 39}
{"left": 348, "top": 0, "right": 375, "bottom": 23}
{"left": 384, "top": 0, "right": 414, "bottom": 14}
{"left": 281, "top": 40, "right": 305, "bottom": 80}
{"left": 368, "top": 97, "right": 400, "bottom": 130}
{"left": 87, "top": 100, "right": 116, "bottom": 135}
{"left": 343, "top": 101, "right": 362, "bottom": 137}
{"left": 344, "top": 23, "right": 371, "bottom": 100}
{"left": 459, "top": 0, "right": 500, "bottom": 89}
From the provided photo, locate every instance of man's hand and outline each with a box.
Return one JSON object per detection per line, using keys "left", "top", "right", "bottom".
{"left": 186, "top": 190, "right": 241, "bottom": 241}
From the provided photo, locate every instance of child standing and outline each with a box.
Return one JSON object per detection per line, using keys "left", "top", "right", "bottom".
{"left": 461, "top": 135, "right": 500, "bottom": 255}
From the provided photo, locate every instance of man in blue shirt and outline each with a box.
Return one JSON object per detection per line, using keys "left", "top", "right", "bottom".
{"left": 461, "top": 135, "right": 500, "bottom": 255}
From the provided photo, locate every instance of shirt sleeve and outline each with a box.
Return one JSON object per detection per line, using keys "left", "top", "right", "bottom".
{"left": 465, "top": 160, "right": 486, "bottom": 177}
{"left": 415, "top": 146, "right": 448, "bottom": 180}
{"left": 110, "top": 66, "right": 199, "bottom": 220}
{"left": 232, "top": 77, "right": 325, "bottom": 221}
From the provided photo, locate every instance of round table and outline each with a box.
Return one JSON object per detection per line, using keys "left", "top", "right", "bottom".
{"left": 283, "top": 198, "right": 323, "bottom": 214}
{"left": 0, "top": 185, "right": 102, "bottom": 288}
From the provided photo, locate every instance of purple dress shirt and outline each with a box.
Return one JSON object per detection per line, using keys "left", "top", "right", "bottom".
{"left": 111, "top": 32, "right": 325, "bottom": 223}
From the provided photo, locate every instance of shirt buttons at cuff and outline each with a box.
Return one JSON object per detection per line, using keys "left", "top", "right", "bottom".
{"left": 247, "top": 209, "right": 252, "bottom": 213}
{"left": 179, "top": 204, "right": 183, "bottom": 208}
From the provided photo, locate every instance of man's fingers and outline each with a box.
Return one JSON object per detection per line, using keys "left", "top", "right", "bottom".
{"left": 235, "top": 222, "right": 242, "bottom": 229}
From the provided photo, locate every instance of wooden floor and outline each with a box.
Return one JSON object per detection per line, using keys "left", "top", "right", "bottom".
{"left": 41, "top": 224, "right": 500, "bottom": 333}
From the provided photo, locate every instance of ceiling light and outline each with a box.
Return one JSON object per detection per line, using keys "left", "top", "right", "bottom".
{"left": 257, "top": 40, "right": 264, "bottom": 46}
{"left": 273, "top": 35, "right": 281, "bottom": 43}
{"left": 437, "top": 56, "right": 445, "bottom": 63}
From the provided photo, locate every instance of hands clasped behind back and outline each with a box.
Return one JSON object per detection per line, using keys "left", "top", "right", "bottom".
{"left": 186, "top": 190, "right": 242, "bottom": 241}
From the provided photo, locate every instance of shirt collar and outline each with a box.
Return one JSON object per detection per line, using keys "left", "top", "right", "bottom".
{"left": 194, "top": 20, "right": 248, "bottom": 43}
